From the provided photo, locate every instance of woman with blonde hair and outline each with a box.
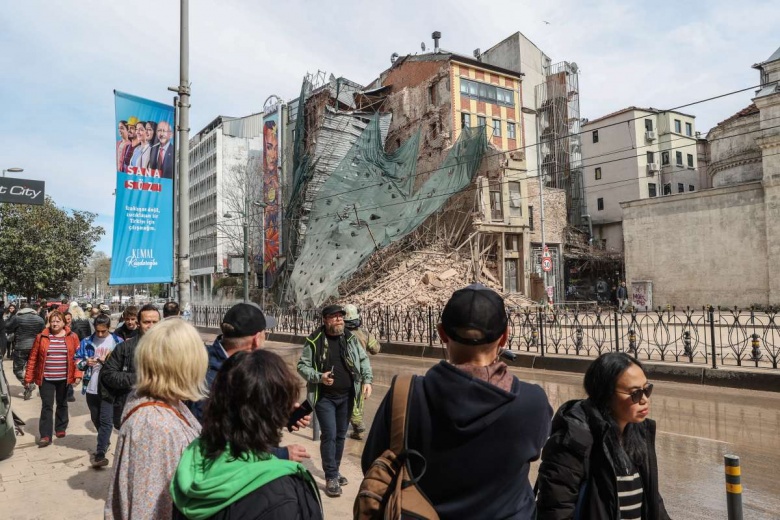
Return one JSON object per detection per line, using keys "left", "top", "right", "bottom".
{"left": 105, "top": 318, "right": 208, "bottom": 520}
{"left": 67, "top": 302, "right": 92, "bottom": 341}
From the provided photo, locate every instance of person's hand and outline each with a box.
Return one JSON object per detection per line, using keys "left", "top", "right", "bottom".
{"left": 74, "top": 378, "right": 82, "bottom": 386}
{"left": 321, "top": 371, "right": 334, "bottom": 385}
{"left": 87, "top": 357, "right": 97, "bottom": 367}
{"left": 286, "top": 444, "right": 310, "bottom": 462}
{"left": 362, "top": 383, "right": 372, "bottom": 399}
{"left": 290, "top": 402, "right": 311, "bottom": 431}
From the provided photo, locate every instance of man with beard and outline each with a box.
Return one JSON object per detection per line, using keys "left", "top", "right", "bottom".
{"left": 297, "top": 305, "right": 372, "bottom": 498}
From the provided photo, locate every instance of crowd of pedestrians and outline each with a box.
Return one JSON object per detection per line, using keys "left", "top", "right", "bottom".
{"left": 0, "top": 288, "right": 670, "bottom": 519}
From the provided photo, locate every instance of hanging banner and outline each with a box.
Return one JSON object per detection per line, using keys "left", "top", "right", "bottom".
{"left": 109, "top": 91, "right": 175, "bottom": 285}
{"left": 262, "top": 110, "right": 281, "bottom": 288}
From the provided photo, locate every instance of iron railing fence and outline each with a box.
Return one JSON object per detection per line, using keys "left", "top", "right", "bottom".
{"left": 191, "top": 304, "right": 780, "bottom": 370}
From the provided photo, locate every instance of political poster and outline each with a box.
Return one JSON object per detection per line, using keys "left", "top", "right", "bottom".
{"left": 109, "top": 91, "right": 175, "bottom": 285}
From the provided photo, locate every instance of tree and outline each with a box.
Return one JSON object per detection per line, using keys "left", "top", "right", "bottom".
{"left": 0, "top": 197, "right": 105, "bottom": 300}
{"left": 68, "top": 252, "right": 112, "bottom": 299}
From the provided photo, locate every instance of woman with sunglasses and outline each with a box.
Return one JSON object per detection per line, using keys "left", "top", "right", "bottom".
{"left": 536, "top": 352, "right": 671, "bottom": 519}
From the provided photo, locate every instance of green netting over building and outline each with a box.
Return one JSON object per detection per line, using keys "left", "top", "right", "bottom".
{"left": 289, "top": 114, "right": 487, "bottom": 307}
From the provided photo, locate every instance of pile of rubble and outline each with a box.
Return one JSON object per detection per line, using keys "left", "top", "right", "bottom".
{"left": 341, "top": 245, "right": 535, "bottom": 308}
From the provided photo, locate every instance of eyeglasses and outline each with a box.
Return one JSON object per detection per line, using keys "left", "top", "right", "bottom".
{"left": 616, "top": 383, "right": 654, "bottom": 404}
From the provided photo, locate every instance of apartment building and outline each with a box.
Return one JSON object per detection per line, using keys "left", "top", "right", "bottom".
{"left": 581, "top": 107, "right": 698, "bottom": 252}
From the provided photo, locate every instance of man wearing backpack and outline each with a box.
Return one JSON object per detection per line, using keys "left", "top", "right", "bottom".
{"left": 361, "top": 284, "right": 553, "bottom": 519}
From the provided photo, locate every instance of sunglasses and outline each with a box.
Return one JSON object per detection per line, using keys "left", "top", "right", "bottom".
{"left": 616, "top": 383, "right": 654, "bottom": 404}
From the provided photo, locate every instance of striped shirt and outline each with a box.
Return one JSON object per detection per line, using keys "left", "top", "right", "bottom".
{"left": 617, "top": 468, "right": 643, "bottom": 520}
{"left": 43, "top": 336, "right": 69, "bottom": 380}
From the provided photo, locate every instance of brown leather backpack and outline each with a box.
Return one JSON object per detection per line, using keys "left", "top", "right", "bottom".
{"left": 353, "top": 374, "right": 439, "bottom": 520}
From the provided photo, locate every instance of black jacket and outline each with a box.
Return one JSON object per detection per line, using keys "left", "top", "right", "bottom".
{"left": 536, "top": 399, "right": 671, "bottom": 520}
{"left": 5, "top": 309, "right": 45, "bottom": 351}
{"left": 99, "top": 335, "right": 139, "bottom": 404}
{"left": 70, "top": 319, "right": 92, "bottom": 341}
{"left": 172, "top": 474, "right": 322, "bottom": 520}
{"left": 114, "top": 323, "right": 139, "bottom": 341}
{"left": 362, "top": 361, "right": 552, "bottom": 520}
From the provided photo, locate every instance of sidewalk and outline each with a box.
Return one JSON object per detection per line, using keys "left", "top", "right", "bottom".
{"left": 0, "top": 352, "right": 366, "bottom": 519}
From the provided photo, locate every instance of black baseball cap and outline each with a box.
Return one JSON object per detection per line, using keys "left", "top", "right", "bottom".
{"left": 321, "top": 304, "right": 346, "bottom": 318}
{"left": 221, "top": 303, "right": 277, "bottom": 338}
{"left": 441, "top": 284, "right": 508, "bottom": 346}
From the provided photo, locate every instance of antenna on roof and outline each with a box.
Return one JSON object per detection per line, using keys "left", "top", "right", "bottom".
{"left": 391, "top": 52, "right": 399, "bottom": 64}
{"left": 432, "top": 31, "right": 441, "bottom": 53}
{"left": 570, "top": 62, "right": 579, "bottom": 74}
{"left": 473, "top": 48, "right": 481, "bottom": 60}
{"left": 421, "top": 42, "right": 426, "bottom": 52}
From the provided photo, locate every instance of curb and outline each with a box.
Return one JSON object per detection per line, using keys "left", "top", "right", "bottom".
{"left": 198, "top": 327, "right": 780, "bottom": 393}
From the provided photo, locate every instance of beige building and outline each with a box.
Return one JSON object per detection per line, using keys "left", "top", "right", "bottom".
{"left": 621, "top": 45, "right": 780, "bottom": 308}
{"left": 581, "top": 108, "right": 699, "bottom": 252}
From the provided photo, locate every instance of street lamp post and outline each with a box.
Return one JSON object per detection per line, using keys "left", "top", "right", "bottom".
{"left": 225, "top": 200, "right": 266, "bottom": 305}
{"left": 252, "top": 201, "right": 267, "bottom": 310}
{"left": 2, "top": 167, "right": 23, "bottom": 177}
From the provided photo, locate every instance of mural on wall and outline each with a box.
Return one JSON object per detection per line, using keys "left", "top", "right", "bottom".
{"left": 262, "top": 111, "right": 280, "bottom": 288}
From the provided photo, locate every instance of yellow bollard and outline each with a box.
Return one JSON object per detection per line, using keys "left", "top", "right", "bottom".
{"left": 724, "top": 454, "right": 743, "bottom": 520}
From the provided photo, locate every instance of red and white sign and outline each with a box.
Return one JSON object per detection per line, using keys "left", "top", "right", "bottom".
{"left": 542, "top": 257, "right": 553, "bottom": 272}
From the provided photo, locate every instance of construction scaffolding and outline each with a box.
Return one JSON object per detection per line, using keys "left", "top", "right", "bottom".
{"left": 535, "top": 61, "right": 588, "bottom": 230}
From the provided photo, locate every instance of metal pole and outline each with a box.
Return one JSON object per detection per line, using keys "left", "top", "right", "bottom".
{"left": 175, "top": 0, "right": 191, "bottom": 310}
{"left": 710, "top": 306, "right": 718, "bottom": 369}
{"left": 243, "top": 217, "right": 249, "bottom": 303}
{"left": 724, "top": 454, "right": 743, "bottom": 520}
{"left": 261, "top": 205, "right": 266, "bottom": 310}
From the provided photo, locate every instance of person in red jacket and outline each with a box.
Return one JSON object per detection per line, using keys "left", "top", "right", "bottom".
{"left": 24, "top": 310, "right": 83, "bottom": 447}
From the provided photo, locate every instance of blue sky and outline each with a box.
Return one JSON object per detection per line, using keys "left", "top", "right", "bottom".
{"left": 1, "top": 0, "right": 777, "bottom": 255}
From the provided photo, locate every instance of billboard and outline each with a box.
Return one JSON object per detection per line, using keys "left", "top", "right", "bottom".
{"left": 262, "top": 111, "right": 281, "bottom": 287}
{"left": 109, "top": 91, "right": 175, "bottom": 285}
{"left": 0, "top": 177, "right": 45, "bottom": 205}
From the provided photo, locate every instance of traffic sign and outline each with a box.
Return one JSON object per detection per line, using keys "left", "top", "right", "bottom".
{"left": 542, "top": 257, "right": 553, "bottom": 272}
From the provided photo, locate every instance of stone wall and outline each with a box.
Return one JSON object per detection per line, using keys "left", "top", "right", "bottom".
{"left": 526, "top": 181, "right": 567, "bottom": 245}
{"left": 622, "top": 182, "right": 769, "bottom": 307}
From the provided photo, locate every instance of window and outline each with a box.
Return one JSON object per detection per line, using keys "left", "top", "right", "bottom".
{"left": 687, "top": 153, "right": 694, "bottom": 167}
{"left": 689, "top": 185, "right": 695, "bottom": 192}
{"left": 676, "top": 151, "right": 683, "bottom": 166}
{"left": 505, "top": 234, "right": 521, "bottom": 251}
{"left": 648, "top": 183, "right": 657, "bottom": 197}
{"left": 646, "top": 151, "right": 654, "bottom": 163}
{"left": 597, "top": 198, "right": 604, "bottom": 211}
{"left": 674, "top": 119, "right": 682, "bottom": 133}
{"left": 662, "top": 151, "right": 670, "bottom": 165}
{"left": 678, "top": 183, "right": 684, "bottom": 193}
{"left": 664, "top": 183, "right": 672, "bottom": 195}
{"left": 461, "top": 113, "right": 471, "bottom": 128}
{"left": 645, "top": 119, "right": 653, "bottom": 131}
{"left": 507, "top": 122, "right": 516, "bottom": 139}
{"left": 592, "top": 130, "right": 599, "bottom": 143}
{"left": 493, "top": 118, "right": 502, "bottom": 137}
{"left": 508, "top": 182, "right": 522, "bottom": 217}
{"left": 595, "top": 167, "right": 602, "bottom": 180}
{"left": 685, "top": 122, "right": 692, "bottom": 136}
{"left": 477, "top": 115, "right": 487, "bottom": 127}
{"left": 428, "top": 81, "right": 438, "bottom": 105}
{"left": 489, "top": 180, "right": 503, "bottom": 221}
{"left": 528, "top": 206, "right": 534, "bottom": 231}
{"left": 460, "top": 78, "right": 514, "bottom": 106}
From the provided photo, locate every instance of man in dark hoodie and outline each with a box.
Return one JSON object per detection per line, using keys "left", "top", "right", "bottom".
{"left": 6, "top": 302, "right": 45, "bottom": 399}
{"left": 362, "top": 284, "right": 553, "bottom": 520}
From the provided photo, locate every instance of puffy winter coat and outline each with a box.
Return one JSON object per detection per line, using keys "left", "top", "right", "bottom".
{"left": 535, "top": 399, "right": 671, "bottom": 520}
{"left": 5, "top": 308, "right": 45, "bottom": 351}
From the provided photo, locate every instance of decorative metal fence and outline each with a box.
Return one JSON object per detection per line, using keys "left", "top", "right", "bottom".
{"left": 191, "top": 304, "right": 780, "bottom": 370}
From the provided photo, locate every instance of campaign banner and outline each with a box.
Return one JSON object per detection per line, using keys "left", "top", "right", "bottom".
{"left": 262, "top": 110, "right": 281, "bottom": 288}
{"left": 109, "top": 91, "right": 175, "bottom": 285}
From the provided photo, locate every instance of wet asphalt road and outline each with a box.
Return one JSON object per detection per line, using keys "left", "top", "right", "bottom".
{"left": 333, "top": 352, "right": 780, "bottom": 520}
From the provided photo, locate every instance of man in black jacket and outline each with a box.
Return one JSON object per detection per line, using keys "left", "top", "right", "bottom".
{"left": 100, "top": 303, "right": 160, "bottom": 428}
{"left": 6, "top": 303, "right": 45, "bottom": 399}
{"left": 362, "top": 284, "right": 553, "bottom": 520}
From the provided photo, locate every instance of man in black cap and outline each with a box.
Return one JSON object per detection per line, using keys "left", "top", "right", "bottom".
{"left": 361, "top": 284, "right": 552, "bottom": 519}
{"left": 188, "top": 303, "right": 310, "bottom": 462}
{"left": 297, "top": 304, "right": 373, "bottom": 498}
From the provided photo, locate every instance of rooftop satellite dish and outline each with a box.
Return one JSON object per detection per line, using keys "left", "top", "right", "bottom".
{"left": 570, "top": 62, "right": 579, "bottom": 74}
{"left": 421, "top": 42, "right": 426, "bottom": 52}
{"left": 391, "top": 52, "right": 399, "bottom": 64}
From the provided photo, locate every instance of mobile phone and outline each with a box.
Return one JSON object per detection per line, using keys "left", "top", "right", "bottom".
{"left": 327, "top": 365, "right": 335, "bottom": 377}
{"left": 287, "top": 400, "right": 314, "bottom": 432}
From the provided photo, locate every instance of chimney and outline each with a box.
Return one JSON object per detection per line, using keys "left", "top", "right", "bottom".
{"left": 432, "top": 31, "right": 441, "bottom": 53}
